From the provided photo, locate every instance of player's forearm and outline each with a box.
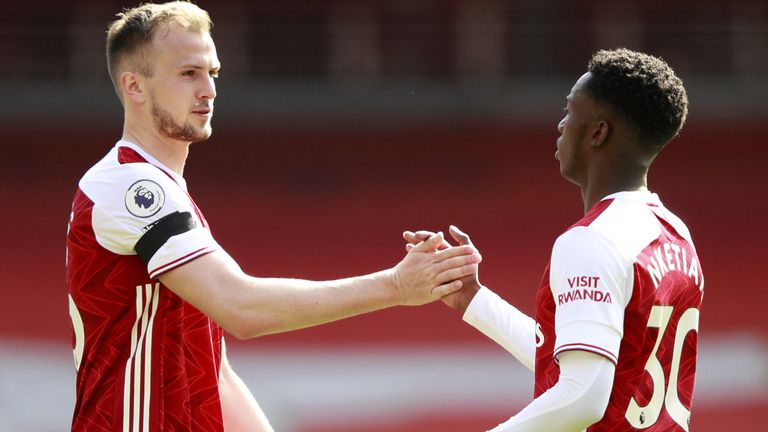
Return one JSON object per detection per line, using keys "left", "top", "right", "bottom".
{"left": 162, "top": 241, "right": 478, "bottom": 339}
{"left": 463, "top": 287, "right": 536, "bottom": 371}
{"left": 226, "top": 238, "right": 479, "bottom": 337}
{"left": 235, "top": 269, "right": 399, "bottom": 337}
{"left": 161, "top": 250, "right": 400, "bottom": 339}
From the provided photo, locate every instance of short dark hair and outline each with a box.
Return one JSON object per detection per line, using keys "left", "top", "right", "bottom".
{"left": 106, "top": 1, "right": 212, "bottom": 101}
{"left": 586, "top": 48, "right": 688, "bottom": 153}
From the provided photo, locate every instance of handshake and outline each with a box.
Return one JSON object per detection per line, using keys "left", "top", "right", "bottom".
{"left": 394, "top": 225, "right": 483, "bottom": 312}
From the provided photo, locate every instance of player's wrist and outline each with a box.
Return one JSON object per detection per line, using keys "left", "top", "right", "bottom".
{"left": 457, "top": 282, "right": 482, "bottom": 312}
{"left": 383, "top": 267, "right": 406, "bottom": 306}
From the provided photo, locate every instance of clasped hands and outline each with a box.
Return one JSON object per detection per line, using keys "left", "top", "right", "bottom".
{"left": 395, "top": 225, "right": 483, "bottom": 311}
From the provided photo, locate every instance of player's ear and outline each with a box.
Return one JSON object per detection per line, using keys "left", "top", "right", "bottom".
{"left": 121, "top": 71, "right": 146, "bottom": 105}
{"left": 590, "top": 120, "right": 609, "bottom": 148}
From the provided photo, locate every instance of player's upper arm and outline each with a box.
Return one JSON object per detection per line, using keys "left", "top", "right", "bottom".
{"left": 488, "top": 350, "right": 615, "bottom": 431}
{"left": 550, "top": 227, "right": 631, "bottom": 363}
{"left": 158, "top": 249, "right": 262, "bottom": 339}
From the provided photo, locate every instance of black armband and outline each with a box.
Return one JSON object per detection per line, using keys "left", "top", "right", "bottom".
{"left": 135, "top": 211, "right": 196, "bottom": 265}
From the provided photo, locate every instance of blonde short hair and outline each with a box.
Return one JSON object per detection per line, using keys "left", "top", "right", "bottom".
{"left": 106, "top": 1, "right": 212, "bottom": 100}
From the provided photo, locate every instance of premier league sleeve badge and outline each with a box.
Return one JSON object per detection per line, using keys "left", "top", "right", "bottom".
{"left": 125, "top": 179, "right": 166, "bottom": 218}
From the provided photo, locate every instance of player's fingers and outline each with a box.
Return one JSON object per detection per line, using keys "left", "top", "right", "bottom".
{"left": 413, "top": 230, "right": 436, "bottom": 239}
{"left": 433, "top": 244, "right": 479, "bottom": 263}
{"left": 411, "top": 231, "right": 444, "bottom": 253}
{"left": 449, "top": 225, "right": 473, "bottom": 246}
{"left": 403, "top": 232, "right": 426, "bottom": 252}
{"left": 434, "top": 253, "right": 481, "bottom": 276}
{"left": 403, "top": 231, "right": 420, "bottom": 243}
{"left": 404, "top": 230, "right": 433, "bottom": 242}
{"left": 405, "top": 230, "right": 451, "bottom": 249}
{"left": 434, "top": 262, "right": 480, "bottom": 286}
{"left": 430, "top": 279, "right": 464, "bottom": 298}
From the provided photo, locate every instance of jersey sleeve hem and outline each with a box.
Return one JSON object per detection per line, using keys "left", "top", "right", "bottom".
{"left": 554, "top": 321, "right": 621, "bottom": 365}
{"left": 147, "top": 228, "right": 219, "bottom": 279}
{"left": 148, "top": 246, "right": 217, "bottom": 279}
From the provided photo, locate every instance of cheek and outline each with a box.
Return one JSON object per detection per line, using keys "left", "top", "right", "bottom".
{"left": 158, "top": 96, "right": 186, "bottom": 118}
{"left": 155, "top": 80, "right": 187, "bottom": 104}
{"left": 564, "top": 117, "right": 587, "bottom": 143}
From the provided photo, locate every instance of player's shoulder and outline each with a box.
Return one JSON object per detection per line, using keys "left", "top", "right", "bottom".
{"left": 79, "top": 143, "right": 177, "bottom": 203}
{"left": 650, "top": 202, "right": 694, "bottom": 245}
{"left": 81, "top": 144, "right": 169, "bottom": 182}
{"left": 558, "top": 191, "right": 662, "bottom": 259}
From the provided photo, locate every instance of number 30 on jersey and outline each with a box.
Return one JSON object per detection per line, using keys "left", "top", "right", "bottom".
{"left": 625, "top": 305, "right": 699, "bottom": 431}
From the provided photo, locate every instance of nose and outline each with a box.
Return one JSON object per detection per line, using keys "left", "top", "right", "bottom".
{"left": 557, "top": 117, "right": 565, "bottom": 134}
{"left": 200, "top": 75, "right": 217, "bottom": 101}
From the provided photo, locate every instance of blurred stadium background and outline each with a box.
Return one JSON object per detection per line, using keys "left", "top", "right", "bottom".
{"left": 1, "top": 0, "right": 767, "bottom": 430}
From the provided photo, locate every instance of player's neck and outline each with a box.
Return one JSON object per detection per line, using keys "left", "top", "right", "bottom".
{"left": 122, "top": 126, "right": 189, "bottom": 176}
{"left": 580, "top": 148, "right": 650, "bottom": 212}
{"left": 581, "top": 174, "right": 648, "bottom": 213}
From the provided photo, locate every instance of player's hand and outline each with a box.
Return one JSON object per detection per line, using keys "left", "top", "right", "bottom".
{"left": 403, "top": 225, "right": 483, "bottom": 312}
{"left": 403, "top": 230, "right": 451, "bottom": 252}
{"left": 392, "top": 231, "right": 481, "bottom": 306}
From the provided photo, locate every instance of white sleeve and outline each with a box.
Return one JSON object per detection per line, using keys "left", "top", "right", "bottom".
{"left": 488, "top": 350, "right": 615, "bottom": 432}
{"left": 463, "top": 287, "right": 536, "bottom": 371}
{"left": 550, "top": 227, "right": 631, "bottom": 364}
{"left": 83, "top": 161, "right": 219, "bottom": 277}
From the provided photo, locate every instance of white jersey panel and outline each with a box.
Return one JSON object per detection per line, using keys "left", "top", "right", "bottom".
{"left": 78, "top": 143, "right": 219, "bottom": 273}
{"left": 550, "top": 191, "right": 663, "bottom": 363}
{"left": 587, "top": 193, "right": 663, "bottom": 266}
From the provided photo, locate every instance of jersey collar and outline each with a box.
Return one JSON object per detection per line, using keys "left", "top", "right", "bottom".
{"left": 601, "top": 190, "right": 661, "bottom": 207}
{"left": 115, "top": 140, "right": 189, "bottom": 191}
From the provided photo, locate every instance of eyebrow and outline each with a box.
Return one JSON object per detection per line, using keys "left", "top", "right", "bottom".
{"left": 178, "top": 62, "right": 221, "bottom": 71}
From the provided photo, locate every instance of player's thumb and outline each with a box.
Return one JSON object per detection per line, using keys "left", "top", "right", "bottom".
{"left": 449, "top": 225, "right": 473, "bottom": 246}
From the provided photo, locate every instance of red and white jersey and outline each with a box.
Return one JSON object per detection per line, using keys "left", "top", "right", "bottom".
{"left": 66, "top": 140, "right": 224, "bottom": 431}
{"left": 535, "top": 191, "right": 704, "bottom": 431}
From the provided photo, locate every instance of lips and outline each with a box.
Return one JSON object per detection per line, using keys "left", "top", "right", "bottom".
{"left": 192, "top": 102, "right": 212, "bottom": 115}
